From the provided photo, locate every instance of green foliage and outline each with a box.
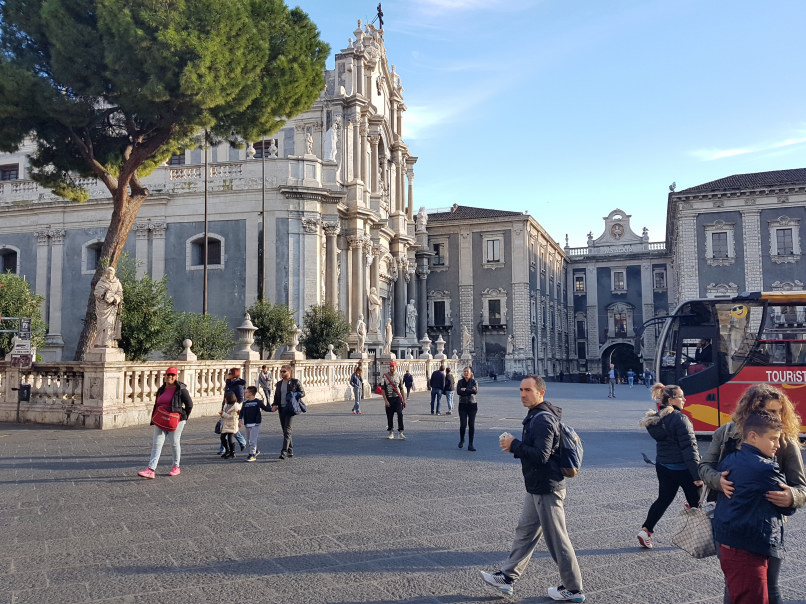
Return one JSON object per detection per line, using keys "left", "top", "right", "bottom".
{"left": 0, "top": 273, "right": 48, "bottom": 356}
{"left": 0, "top": 0, "right": 330, "bottom": 197}
{"left": 161, "top": 312, "right": 235, "bottom": 361}
{"left": 116, "top": 255, "right": 173, "bottom": 361}
{"left": 246, "top": 299, "right": 296, "bottom": 358}
{"left": 299, "top": 303, "right": 351, "bottom": 360}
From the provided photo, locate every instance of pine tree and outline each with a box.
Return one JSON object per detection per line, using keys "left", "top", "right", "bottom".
{"left": 0, "top": 0, "right": 329, "bottom": 359}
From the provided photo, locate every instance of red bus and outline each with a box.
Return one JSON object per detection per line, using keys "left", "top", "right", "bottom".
{"left": 654, "top": 292, "right": 806, "bottom": 433}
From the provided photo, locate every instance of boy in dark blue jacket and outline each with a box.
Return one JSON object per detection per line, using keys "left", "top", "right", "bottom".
{"left": 713, "top": 412, "right": 795, "bottom": 604}
{"left": 238, "top": 386, "right": 272, "bottom": 462}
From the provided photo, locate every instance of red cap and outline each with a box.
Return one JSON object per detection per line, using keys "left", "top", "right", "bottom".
{"left": 166, "top": 366, "right": 178, "bottom": 375}
{"left": 389, "top": 360, "right": 397, "bottom": 366}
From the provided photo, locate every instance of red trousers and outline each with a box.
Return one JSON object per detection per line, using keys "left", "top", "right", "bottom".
{"left": 720, "top": 545, "right": 769, "bottom": 604}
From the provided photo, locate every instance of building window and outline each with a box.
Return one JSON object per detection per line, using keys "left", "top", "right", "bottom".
{"left": 187, "top": 234, "right": 225, "bottom": 270}
{"left": 168, "top": 152, "right": 186, "bottom": 165}
{"left": 654, "top": 269, "right": 666, "bottom": 290}
{"left": 429, "top": 237, "right": 449, "bottom": 270}
{"left": 0, "top": 247, "right": 19, "bottom": 273}
{"left": 614, "top": 312, "right": 627, "bottom": 337}
{"left": 488, "top": 299, "right": 501, "bottom": 324}
{"left": 433, "top": 300, "right": 446, "bottom": 326}
{"left": 577, "top": 341, "right": 586, "bottom": 360}
{"left": 82, "top": 241, "right": 104, "bottom": 274}
{"left": 253, "top": 139, "right": 279, "bottom": 159}
{"left": 432, "top": 243, "right": 445, "bottom": 266}
{"left": 481, "top": 287, "right": 507, "bottom": 325}
{"left": 607, "top": 302, "right": 634, "bottom": 339}
{"left": 482, "top": 232, "right": 505, "bottom": 269}
{"left": 487, "top": 239, "right": 500, "bottom": 262}
{"left": 427, "top": 290, "right": 452, "bottom": 327}
{"left": 612, "top": 270, "right": 626, "bottom": 293}
{"left": 768, "top": 216, "right": 801, "bottom": 263}
{"left": 575, "top": 275, "right": 585, "bottom": 292}
{"left": 576, "top": 320, "right": 585, "bottom": 339}
{"left": 704, "top": 219, "right": 736, "bottom": 266}
{"left": 0, "top": 164, "right": 20, "bottom": 181}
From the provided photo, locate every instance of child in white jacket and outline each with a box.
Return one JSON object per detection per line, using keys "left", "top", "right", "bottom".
{"left": 219, "top": 392, "right": 242, "bottom": 459}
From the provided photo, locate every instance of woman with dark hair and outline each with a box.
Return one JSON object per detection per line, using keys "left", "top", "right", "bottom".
{"left": 456, "top": 366, "right": 479, "bottom": 451}
{"left": 700, "top": 384, "right": 805, "bottom": 604}
{"left": 636, "top": 383, "right": 702, "bottom": 549}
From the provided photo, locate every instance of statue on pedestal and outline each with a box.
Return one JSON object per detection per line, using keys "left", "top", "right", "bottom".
{"left": 306, "top": 132, "right": 314, "bottom": 155}
{"left": 406, "top": 300, "right": 417, "bottom": 336}
{"left": 461, "top": 325, "right": 471, "bottom": 354}
{"left": 356, "top": 314, "right": 367, "bottom": 353}
{"left": 368, "top": 287, "right": 382, "bottom": 333}
{"left": 93, "top": 267, "right": 123, "bottom": 348}
{"left": 507, "top": 334, "right": 515, "bottom": 355}
{"left": 383, "top": 318, "right": 393, "bottom": 355}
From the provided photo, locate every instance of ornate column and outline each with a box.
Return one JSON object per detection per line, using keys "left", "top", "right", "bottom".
{"left": 360, "top": 119, "right": 368, "bottom": 188}
{"left": 34, "top": 230, "right": 50, "bottom": 318}
{"left": 352, "top": 112, "right": 362, "bottom": 183}
{"left": 406, "top": 164, "right": 415, "bottom": 221}
{"left": 348, "top": 235, "right": 365, "bottom": 324}
{"left": 324, "top": 222, "right": 341, "bottom": 307}
{"left": 397, "top": 103, "right": 405, "bottom": 138}
{"left": 151, "top": 223, "right": 167, "bottom": 281}
{"left": 44, "top": 230, "right": 66, "bottom": 359}
{"left": 417, "top": 264, "right": 429, "bottom": 339}
{"left": 394, "top": 255, "right": 407, "bottom": 340}
{"left": 134, "top": 223, "right": 149, "bottom": 278}
{"left": 370, "top": 243, "right": 382, "bottom": 301}
{"left": 369, "top": 134, "right": 380, "bottom": 194}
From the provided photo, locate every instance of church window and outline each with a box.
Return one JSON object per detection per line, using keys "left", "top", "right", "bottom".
{"left": 654, "top": 269, "right": 666, "bottom": 290}
{"left": 433, "top": 301, "right": 446, "bottom": 326}
{"left": 167, "top": 152, "right": 186, "bottom": 165}
{"left": 482, "top": 232, "right": 505, "bottom": 269}
{"left": 0, "top": 247, "right": 18, "bottom": 273}
{"left": 187, "top": 234, "right": 225, "bottom": 270}
{"left": 82, "top": 241, "right": 104, "bottom": 274}
{"left": 429, "top": 237, "right": 449, "bottom": 270}
{"left": 0, "top": 164, "right": 19, "bottom": 180}
{"left": 433, "top": 243, "right": 445, "bottom": 265}
{"left": 704, "top": 219, "right": 736, "bottom": 266}
{"left": 614, "top": 312, "right": 627, "bottom": 337}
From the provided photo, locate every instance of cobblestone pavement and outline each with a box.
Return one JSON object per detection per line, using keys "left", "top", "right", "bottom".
{"left": 1, "top": 381, "right": 804, "bottom": 603}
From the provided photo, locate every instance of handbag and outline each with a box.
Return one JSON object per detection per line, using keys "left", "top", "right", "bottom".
{"left": 672, "top": 488, "right": 716, "bottom": 559}
{"left": 214, "top": 418, "right": 222, "bottom": 434}
{"left": 153, "top": 407, "right": 181, "bottom": 432}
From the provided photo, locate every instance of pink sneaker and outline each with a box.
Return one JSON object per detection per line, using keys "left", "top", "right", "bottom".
{"left": 138, "top": 468, "right": 155, "bottom": 479}
{"left": 168, "top": 466, "right": 181, "bottom": 476}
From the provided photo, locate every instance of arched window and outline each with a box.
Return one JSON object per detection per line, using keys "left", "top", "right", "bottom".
{"left": 0, "top": 246, "right": 19, "bottom": 273}
{"left": 82, "top": 240, "right": 104, "bottom": 274}
{"left": 187, "top": 234, "right": 225, "bottom": 270}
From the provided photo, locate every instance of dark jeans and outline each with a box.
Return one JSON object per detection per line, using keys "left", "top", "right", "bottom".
{"left": 220, "top": 433, "right": 235, "bottom": 453}
{"left": 458, "top": 403, "right": 477, "bottom": 443}
{"left": 385, "top": 398, "right": 404, "bottom": 432}
{"left": 642, "top": 463, "right": 701, "bottom": 532}
{"left": 430, "top": 388, "right": 443, "bottom": 413}
{"left": 278, "top": 410, "right": 294, "bottom": 455}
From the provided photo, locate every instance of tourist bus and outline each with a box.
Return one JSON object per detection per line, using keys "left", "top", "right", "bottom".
{"left": 654, "top": 292, "right": 806, "bottom": 433}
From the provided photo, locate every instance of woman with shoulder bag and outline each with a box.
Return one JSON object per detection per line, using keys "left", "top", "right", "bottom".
{"left": 699, "top": 384, "right": 805, "bottom": 604}
{"left": 637, "top": 383, "right": 702, "bottom": 548}
{"left": 138, "top": 367, "right": 193, "bottom": 479}
{"left": 444, "top": 367, "right": 455, "bottom": 415}
{"left": 456, "top": 366, "right": 479, "bottom": 451}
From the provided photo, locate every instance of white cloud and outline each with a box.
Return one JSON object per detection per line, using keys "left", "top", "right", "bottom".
{"left": 690, "top": 134, "right": 806, "bottom": 161}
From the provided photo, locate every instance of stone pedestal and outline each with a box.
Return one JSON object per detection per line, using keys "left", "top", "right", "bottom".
{"left": 350, "top": 351, "right": 369, "bottom": 360}
{"left": 281, "top": 350, "right": 305, "bottom": 361}
{"left": 85, "top": 347, "right": 125, "bottom": 363}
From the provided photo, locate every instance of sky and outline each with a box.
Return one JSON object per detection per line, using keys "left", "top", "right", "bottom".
{"left": 299, "top": 0, "right": 806, "bottom": 248}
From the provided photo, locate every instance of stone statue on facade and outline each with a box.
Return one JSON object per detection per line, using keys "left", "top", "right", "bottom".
{"left": 507, "top": 334, "right": 515, "bottom": 355}
{"left": 383, "top": 318, "right": 393, "bottom": 355}
{"left": 355, "top": 314, "right": 367, "bottom": 353}
{"left": 416, "top": 206, "right": 428, "bottom": 233}
{"left": 368, "top": 287, "right": 382, "bottom": 333}
{"left": 306, "top": 132, "right": 314, "bottom": 155}
{"left": 406, "top": 300, "right": 417, "bottom": 336}
{"left": 93, "top": 266, "right": 123, "bottom": 348}
{"left": 324, "top": 120, "right": 339, "bottom": 162}
{"left": 462, "top": 325, "right": 471, "bottom": 354}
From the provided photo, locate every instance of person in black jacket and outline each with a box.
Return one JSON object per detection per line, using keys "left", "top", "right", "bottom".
{"left": 139, "top": 366, "right": 193, "bottom": 479}
{"left": 271, "top": 364, "right": 305, "bottom": 459}
{"left": 481, "top": 375, "right": 585, "bottom": 602}
{"left": 239, "top": 386, "right": 272, "bottom": 462}
{"left": 636, "top": 383, "right": 702, "bottom": 549}
{"left": 218, "top": 367, "right": 247, "bottom": 453}
{"left": 429, "top": 366, "right": 445, "bottom": 414}
{"left": 443, "top": 367, "right": 455, "bottom": 415}
{"left": 456, "top": 367, "right": 478, "bottom": 451}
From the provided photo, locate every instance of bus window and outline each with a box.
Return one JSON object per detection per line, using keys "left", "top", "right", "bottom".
{"left": 715, "top": 302, "right": 765, "bottom": 373}
{"left": 755, "top": 303, "right": 806, "bottom": 366}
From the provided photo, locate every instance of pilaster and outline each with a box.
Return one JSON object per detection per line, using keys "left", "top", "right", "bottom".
{"left": 742, "top": 208, "right": 763, "bottom": 292}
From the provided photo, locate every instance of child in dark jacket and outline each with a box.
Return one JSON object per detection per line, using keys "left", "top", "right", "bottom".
{"left": 713, "top": 412, "right": 795, "bottom": 604}
{"left": 238, "top": 386, "right": 272, "bottom": 462}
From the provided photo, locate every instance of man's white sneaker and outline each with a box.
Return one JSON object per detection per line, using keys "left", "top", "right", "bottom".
{"left": 480, "top": 571, "right": 513, "bottom": 596}
{"left": 398, "top": 432, "right": 406, "bottom": 440}
{"left": 637, "top": 528, "right": 653, "bottom": 549}
{"left": 387, "top": 431, "right": 395, "bottom": 439}
{"left": 548, "top": 585, "right": 585, "bottom": 602}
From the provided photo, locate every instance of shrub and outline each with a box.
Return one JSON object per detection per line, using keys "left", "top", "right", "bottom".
{"left": 162, "top": 312, "right": 235, "bottom": 360}
{"left": 300, "top": 303, "right": 351, "bottom": 359}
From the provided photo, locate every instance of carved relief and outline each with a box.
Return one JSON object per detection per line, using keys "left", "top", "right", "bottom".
{"left": 778, "top": 195, "right": 789, "bottom": 203}
{"left": 301, "top": 218, "right": 319, "bottom": 234}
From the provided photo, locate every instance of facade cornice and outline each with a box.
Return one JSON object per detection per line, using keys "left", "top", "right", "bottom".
{"left": 279, "top": 187, "right": 348, "bottom": 203}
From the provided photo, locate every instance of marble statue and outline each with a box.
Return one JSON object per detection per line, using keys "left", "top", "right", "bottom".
{"left": 324, "top": 120, "right": 339, "bottom": 162}
{"left": 306, "top": 132, "right": 314, "bottom": 155}
{"left": 507, "top": 334, "right": 515, "bottom": 355}
{"left": 462, "top": 325, "right": 471, "bottom": 353}
{"left": 268, "top": 139, "right": 278, "bottom": 158}
{"left": 93, "top": 266, "right": 123, "bottom": 348}
{"left": 368, "top": 287, "right": 382, "bottom": 333}
{"left": 416, "top": 206, "right": 428, "bottom": 233}
{"left": 356, "top": 314, "right": 366, "bottom": 353}
{"left": 406, "top": 300, "right": 417, "bottom": 336}
{"left": 289, "top": 323, "right": 301, "bottom": 353}
{"left": 383, "top": 318, "right": 393, "bottom": 355}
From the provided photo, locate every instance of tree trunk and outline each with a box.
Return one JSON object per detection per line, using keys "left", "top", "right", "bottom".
{"left": 74, "top": 187, "right": 148, "bottom": 360}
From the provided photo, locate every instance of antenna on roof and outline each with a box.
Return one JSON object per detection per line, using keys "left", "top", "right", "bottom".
{"left": 371, "top": 4, "right": 384, "bottom": 30}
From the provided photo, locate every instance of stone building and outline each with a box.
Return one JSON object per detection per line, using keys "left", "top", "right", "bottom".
{"left": 667, "top": 168, "right": 806, "bottom": 303}
{"left": 0, "top": 20, "right": 423, "bottom": 361}
{"left": 424, "top": 205, "right": 570, "bottom": 378}
{"left": 565, "top": 209, "right": 671, "bottom": 378}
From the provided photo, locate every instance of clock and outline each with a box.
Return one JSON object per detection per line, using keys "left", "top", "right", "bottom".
{"left": 611, "top": 224, "right": 624, "bottom": 240}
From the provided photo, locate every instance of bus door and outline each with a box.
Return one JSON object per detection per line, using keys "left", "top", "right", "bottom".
{"left": 676, "top": 325, "right": 721, "bottom": 429}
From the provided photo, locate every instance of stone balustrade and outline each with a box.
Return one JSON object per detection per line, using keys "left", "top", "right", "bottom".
{"left": 0, "top": 357, "right": 464, "bottom": 429}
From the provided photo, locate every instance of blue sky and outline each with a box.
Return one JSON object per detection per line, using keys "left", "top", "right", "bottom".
{"left": 300, "top": 1, "right": 806, "bottom": 247}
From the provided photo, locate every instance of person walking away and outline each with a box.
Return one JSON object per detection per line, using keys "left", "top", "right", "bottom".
{"left": 138, "top": 367, "right": 193, "bottom": 478}
{"left": 430, "top": 365, "right": 445, "bottom": 414}
{"left": 456, "top": 367, "right": 478, "bottom": 451}
{"left": 381, "top": 360, "right": 406, "bottom": 440}
{"left": 607, "top": 364, "right": 617, "bottom": 398}
{"left": 350, "top": 366, "right": 364, "bottom": 414}
{"left": 271, "top": 364, "right": 305, "bottom": 459}
{"left": 239, "top": 386, "right": 272, "bottom": 462}
{"left": 700, "top": 384, "right": 805, "bottom": 604}
{"left": 443, "top": 367, "right": 455, "bottom": 415}
{"left": 627, "top": 369, "right": 635, "bottom": 388}
{"left": 712, "top": 411, "right": 796, "bottom": 604}
{"left": 636, "top": 383, "right": 701, "bottom": 548}
{"left": 219, "top": 392, "right": 242, "bottom": 459}
{"left": 220, "top": 367, "right": 247, "bottom": 453}
{"left": 644, "top": 368, "right": 651, "bottom": 388}
{"left": 481, "top": 375, "right": 585, "bottom": 602}
{"left": 403, "top": 370, "right": 414, "bottom": 398}
{"left": 257, "top": 365, "right": 273, "bottom": 405}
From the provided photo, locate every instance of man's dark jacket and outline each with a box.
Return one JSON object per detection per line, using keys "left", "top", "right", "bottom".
{"left": 273, "top": 378, "right": 305, "bottom": 413}
{"left": 429, "top": 370, "right": 445, "bottom": 390}
{"left": 510, "top": 401, "right": 564, "bottom": 494}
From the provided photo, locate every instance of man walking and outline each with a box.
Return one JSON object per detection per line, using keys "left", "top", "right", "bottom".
{"left": 381, "top": 360, "right": 406, "bottom": 440}
{"left": 481, "top": 375, "right": 585, "bottom": 602}
{"left": 429, "top": 365, "right": 446, "bottom": 415}
{"left": 258, "top": 365, "right": 273, "bottom": 403}
{"left": 607, "top": 363, "right": 617, "bottom": 398}
{"left": 271, "top": 364, "right": 305, "bottom": 459}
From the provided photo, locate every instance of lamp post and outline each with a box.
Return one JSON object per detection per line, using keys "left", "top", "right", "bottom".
{"left": 203, "top": 129, "right": 209, "bottom": 315}
{"left": 261, "top": 139, "right": 266, "bottom": 300}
